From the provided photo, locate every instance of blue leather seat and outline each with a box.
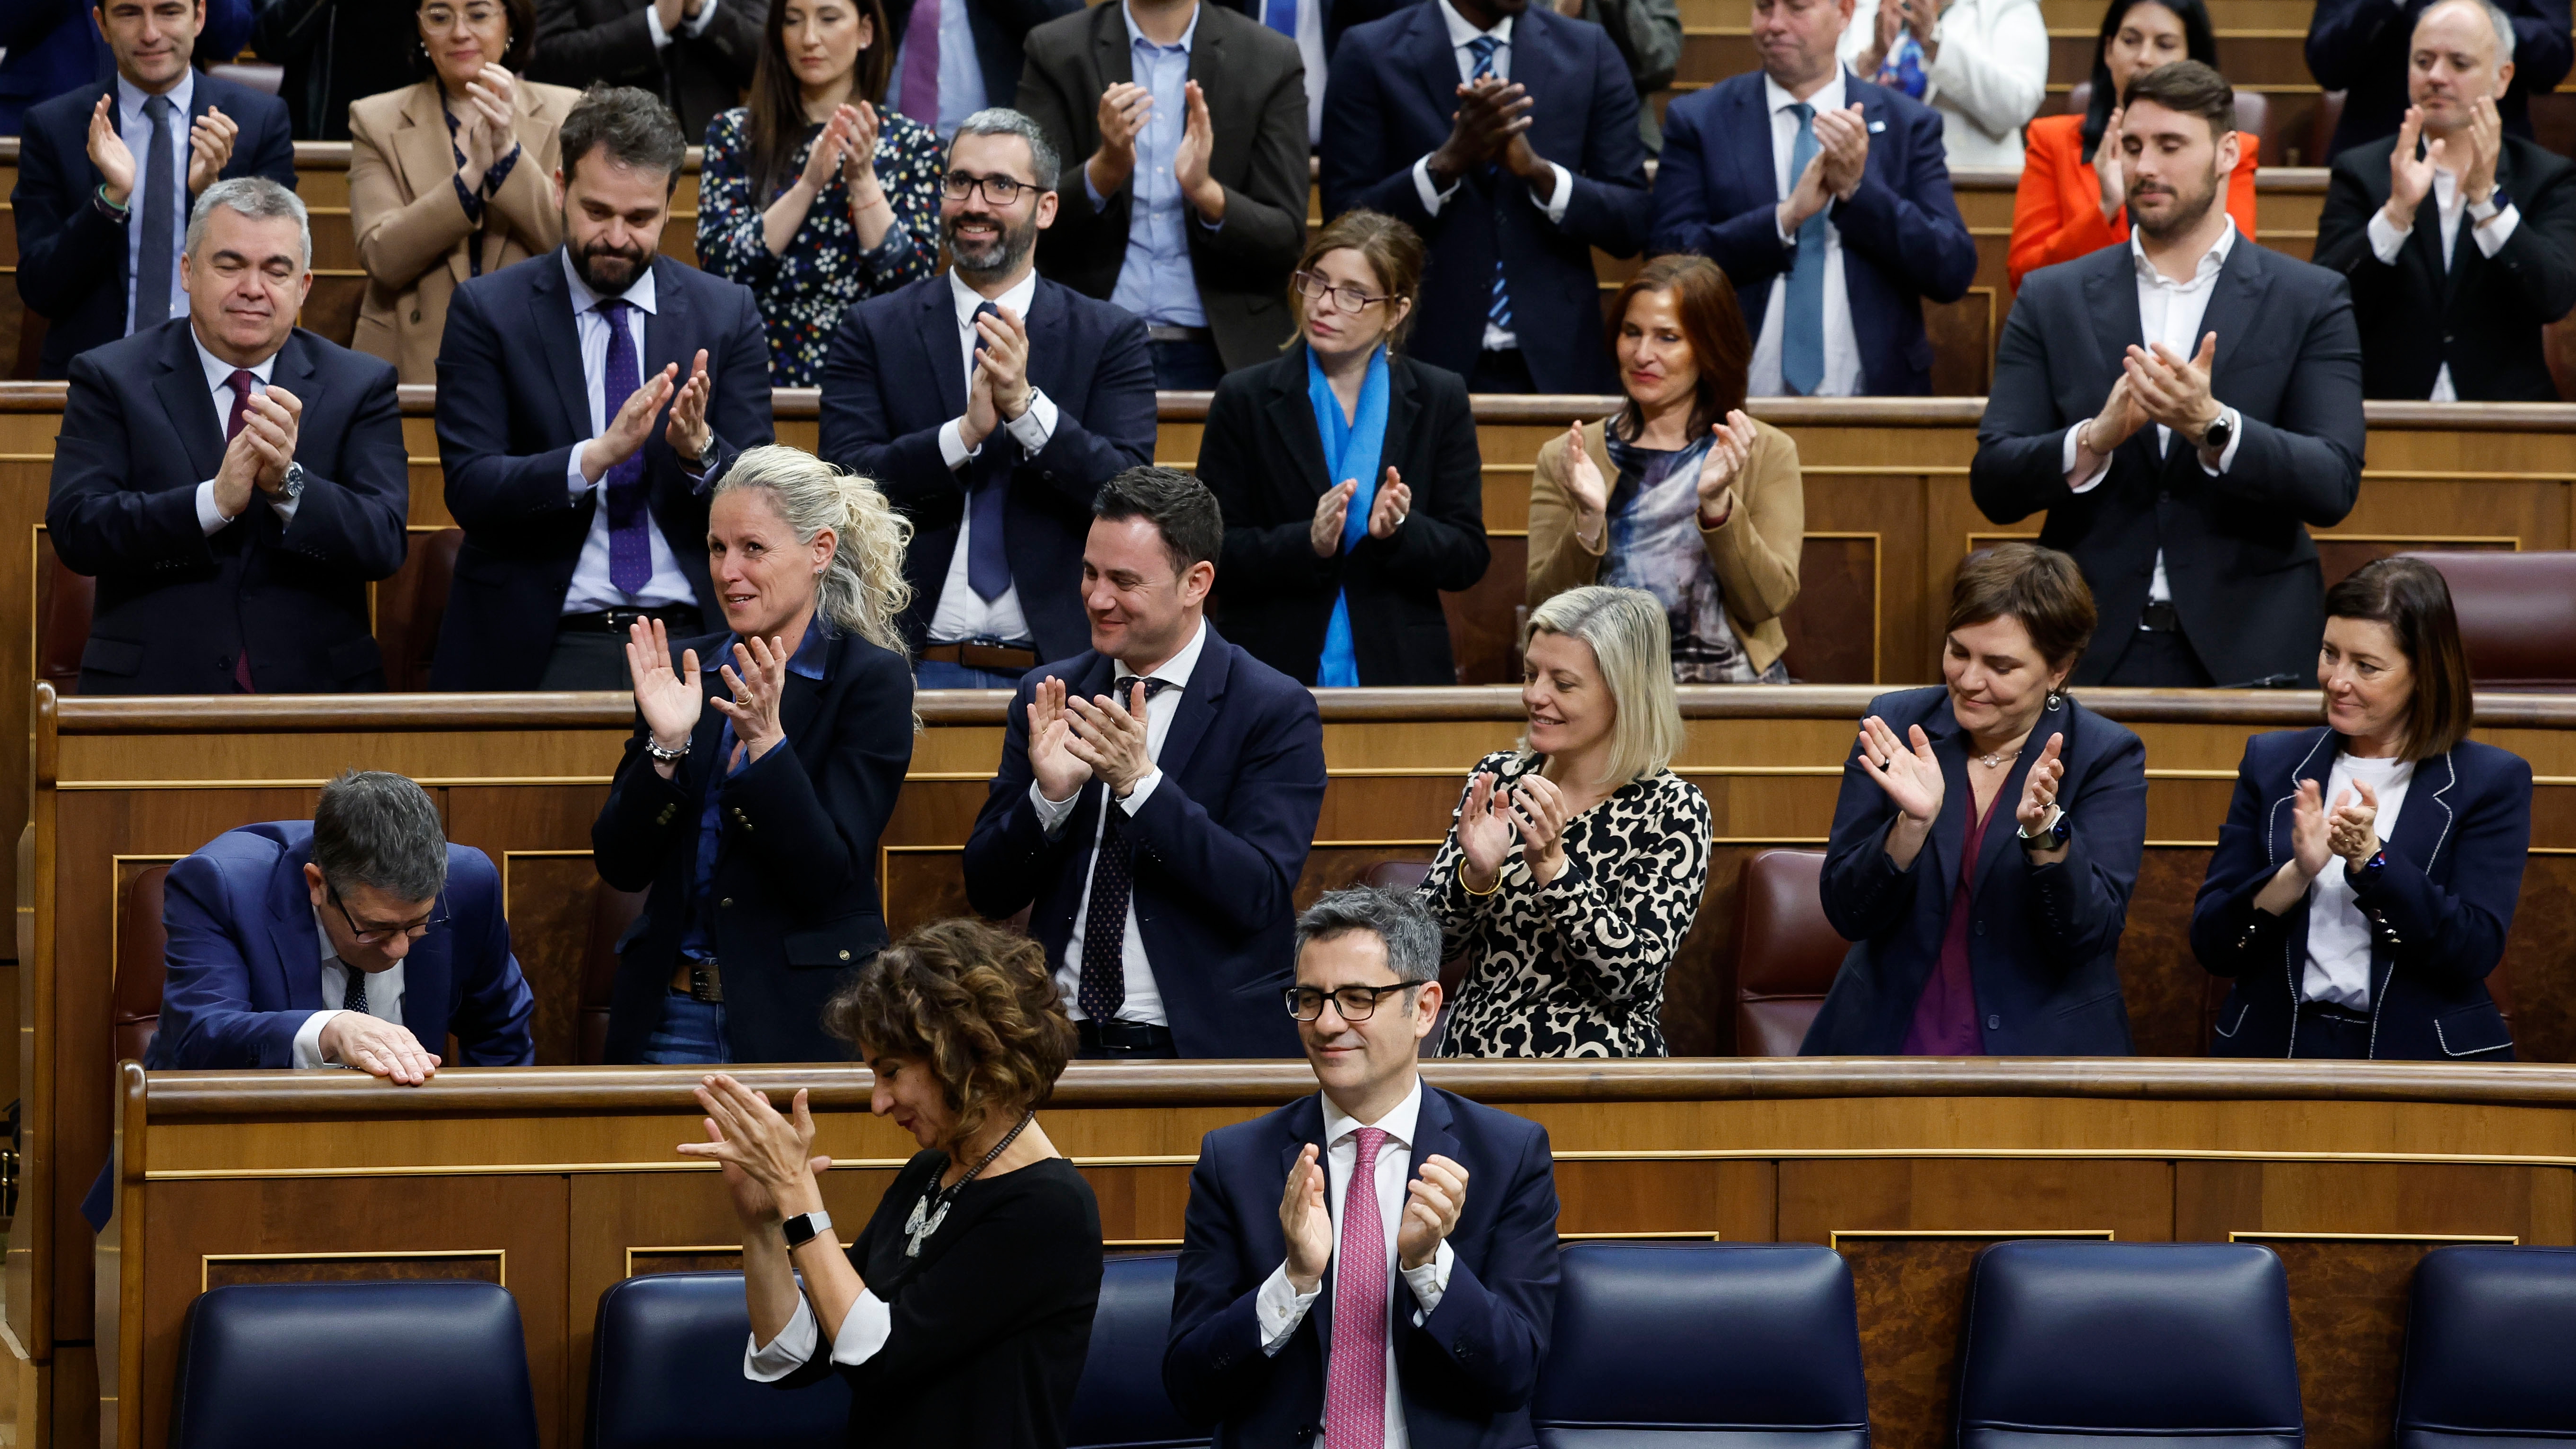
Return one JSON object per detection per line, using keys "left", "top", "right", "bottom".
{"left": 1071, "top": 1251, "right": 1208, "bottom": 1449}
{"left": 171, "top": 1279, "right": 540, "bottom": 1449}
{"left": 586, "top": 1270, "right": 849, "bottom": 1448}
{"left": 1532, "top": 1242, "right": 1869, "bottom": 1448}
{"left": 1955, "top": 1241, "right": 2303, "bottom": 1449}
{"left": 2397, "top": 1245, "right": 2576, "bottom": 1449}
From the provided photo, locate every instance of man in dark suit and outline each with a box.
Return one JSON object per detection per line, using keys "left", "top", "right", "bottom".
{"left": 47, "top": 178, "right": 408, "bottom": 693}
{"left": 1973, "top": 62, "right": 2366, "bottom": 689}
{"left": 12, "top": 0, "right": 295, "bottom": 378}
{"left": 1217, "top": 0, "right": 1420, "bottom": 143}
{"left": 1648, "top": 0, "right": 1974, "bottom": 397}
{"left": 0, "top": 0, "right": 109, "bottom": 138}
{"left": 2307, "top": 0, "right": 2570, "bottom": 156}
{"left": 2312, "top": 0, "right": 2576, "bottom": 400}
{"left": 1164, "top": 886, "right": 1560, "bottom": 1445}
{"left": 249, "top": 0, "right": 417, "bottom": 141}
{"left": 430, "top": 85, "right": 773, "bottom": 691}
{"left": 1017, "top": 0, "right": 1310, "bottom": 385}
{"left": 820, "top": 109, "right": 1157, "bottom": 686}
{"left": 879, "top": 0, "right": 1083, "bottom": 141}
{"left": 531, "top": 0, "right": 763, "bottom": 142}
{"left": 1318, "top": 0, "right": 1649, "bottom": 394}
{"left": 962, "top": 467, "right": 1324, "bottom": 1060}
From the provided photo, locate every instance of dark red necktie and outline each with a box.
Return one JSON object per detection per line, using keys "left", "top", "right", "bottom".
{"left": 224, "top": 369, "right": 257, "bottom": 693}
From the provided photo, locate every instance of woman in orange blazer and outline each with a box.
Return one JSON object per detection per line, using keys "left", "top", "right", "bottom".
{"left": 2008, "top": 0, "right": 2257, "bottom": 294}
{"left": 347, "top": 0, "right": 580, "bottom": 382}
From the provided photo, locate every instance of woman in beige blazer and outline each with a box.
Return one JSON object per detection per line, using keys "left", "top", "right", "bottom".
{"left": 1529, "top": 255, "right": 1805, "bottom": 683}
{"left": 347, "top": 0, "right": 581, "bottom": 381}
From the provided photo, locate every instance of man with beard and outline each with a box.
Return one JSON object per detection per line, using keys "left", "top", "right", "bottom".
{"left": 428, "top": 84, "right": 774, "bottom": 691}
{"left": 819, "top": 107, "right": 1157, "bottom": 687}
{"left": 1970, "top": 61, "right": 2364, "bottom": 689}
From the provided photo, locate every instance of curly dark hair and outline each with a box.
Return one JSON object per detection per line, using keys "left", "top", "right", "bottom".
{"left": 826, "top": 919, "right": 1074, "bottom": 1149}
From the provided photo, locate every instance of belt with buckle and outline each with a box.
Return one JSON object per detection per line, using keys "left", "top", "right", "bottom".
{"left": 669, "top": 957, "right": 724, "bottom": 1004}
{"left": 1144, "top": 325, "right": 1215, "bottom": 346}
{"left": 1076, "top": 1018, "right": 1175, "bottom": 1052}
{"left": 563, "top": 604, "right": 702, "bottom": 635}
{"left": 919, "top": 640, "right": 1038, "bottom": 672}
{"left": 2137, "top": 601, "right": 2182, "bottom": 634}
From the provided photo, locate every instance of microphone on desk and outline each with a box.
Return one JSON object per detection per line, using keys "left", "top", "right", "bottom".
{"left": 2213, "top": 672, "right": 2305, "bottom": 690}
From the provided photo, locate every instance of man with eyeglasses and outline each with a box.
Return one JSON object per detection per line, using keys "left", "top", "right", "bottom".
{"left": 820, "top": 107, "right": 1157, "bottom": 689}
{"left": 1166, "top": 885, "right": 1561, "bottom": 1449}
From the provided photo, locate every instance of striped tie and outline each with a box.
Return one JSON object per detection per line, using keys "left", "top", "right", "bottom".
{"left": 1467, "top": 37, "right": 1512, "bottom": 339}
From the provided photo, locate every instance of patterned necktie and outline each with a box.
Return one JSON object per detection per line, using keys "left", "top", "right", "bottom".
{"left": 595, "top": 299, "right": 655, "bottom": 596}
{"left": 1076, "top": 675, "right": 1175, "bottom": 1023}
{"left": 1324, "top": 1127, "right": 1392, "bottom": 1449}
{"left": 136, "top": 95, "right": 179, "bottom": 332}
{"left": 1465, "top": 38, "right": 1512, "bottom": 341}
{"left": 965, "top": 300, "right": 1013, "bottom": 602}
{"left": 1781, "top": 102, "right": 1829, "bottom": 396}
{"left": 223, "top": 369, "right": 258, "bottom": 691}
{"left": 897, "top": 0, "right": 943, "bottom": 132}
{"left": 341, "top": 965, "right": 368, "bottom": 1017}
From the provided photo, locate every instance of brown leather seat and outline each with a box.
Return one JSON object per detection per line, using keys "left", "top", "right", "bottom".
{"left": 580, "top": 884, "right": 650, "bottom": 1065}
{"left": 2305, "top": 92, "right": 2347, "bottom": 169}
{"left": 377, "top": 529, "right": 464, "bottom": 693}
{"left": 1732, "top": 850, "right": 1844, "bottom": 1057}
{"left": 2402, "top": 552, "right": 2576, "bottom": 690}
{"left": 2063, "top": 83, "right": 2267, "bottom": 153}
{"left": 113, "top": 866, "right": 173, "bottom": 1066}
{"left": 38, "top": 545, "right": 94, "bottom": 696}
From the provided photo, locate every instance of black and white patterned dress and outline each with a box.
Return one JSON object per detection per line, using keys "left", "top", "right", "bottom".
{"left": 1424, "top": 750, "right": 1713, "bottom": 1058}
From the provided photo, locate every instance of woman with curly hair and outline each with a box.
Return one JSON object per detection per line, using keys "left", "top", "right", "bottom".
{"left": 680, "top": 917, "right": 1104, "bottom": 1449}
{"left": 593, "top": 444, "right": 919, "bottom": 1064}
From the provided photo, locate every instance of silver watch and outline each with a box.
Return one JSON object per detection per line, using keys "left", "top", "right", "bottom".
{"left": 279, "top": 462, "right": 306, "bottom": 502}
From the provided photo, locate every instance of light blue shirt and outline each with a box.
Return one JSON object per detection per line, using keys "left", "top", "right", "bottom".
{"left": 1087, "top": 0, "right": 1209, "bottom": 328}
{"left": 118, "top": 67, "right": 195, "bottom": 335}
{"left": 883, "top": 0, "right": 989, "bottom": 142}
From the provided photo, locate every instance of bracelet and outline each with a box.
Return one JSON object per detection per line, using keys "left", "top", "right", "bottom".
{"left": 644, "top": 734, "right": 691, "bottom": 764}
{"left": 1459, "top": 867, "right": 1501, "bottom": 898}
{"left": 95, "top": 184, "right": 131, "bottom": 219}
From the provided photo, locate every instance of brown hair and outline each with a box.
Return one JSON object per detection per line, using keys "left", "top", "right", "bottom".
{"left": 413, "top": 0, "right": 539, "bottom": 75}
{"left": 2121, "top": 58, "right": 2235, "bottom": 139}
{"left": 1607, "top": 255, "right": 1751, "bottom": 445}
{"left": 2322, "top": 557, "right": 2474, "bottom": 761}
{"left": 825, "top": 919, "right": 1074, "bottom": 1150}
{"left": 1290, "top": 209, "right": 1426, "bottom": 350}
{"left": 746, "top": 0, "right": 896, "bottom": 201}
{"left": 1948, "top": 543, "right": 2098, "bottom": 673}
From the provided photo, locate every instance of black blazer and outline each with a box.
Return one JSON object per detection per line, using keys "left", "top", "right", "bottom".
{"left": 250, "top": 0, "right": 419, "bottom": 141}
{"left": 1970, "top": 239, "right": 2367, "bottom": 688}
{"left": 1318, "top": 2, "right": 1648, "bottom": 393}
{"left": 2306, "top": 0, "right": 2574, "bottom": 157}
{"left": 1198, "top": 345, "right": 1488, "bottom": 686}
{"left": 2190, "top": 728, "right": 2531, "bottom": 1061}
{"left": 11, "top": 71, "right": 297, "bottom": 378}
{"left": 46, "top": 321, "right": 409, "bottom": 693}
{"left": 2310, "top": 133, "right": 2576, "bottom": 401}
{"left": 428, "top": 251, "right": 774, "bottom": 691}
{"left": 529, "top": 0, "right": 765, "bottom": 141}
{"left": 1017, "top": 0, "right": 1310, "bottom": 371}
{"left": 1802, "top": 687, "right": 2149, "bottom": 1057}
{"left": 590, "top": 627, "right": 915, "bottom": 1063}
{"left": 961, "top": 626, "right": 1321, "bottom": 1058}
{"left": 817, "top": 272, "right": 1158, "bottom": 662}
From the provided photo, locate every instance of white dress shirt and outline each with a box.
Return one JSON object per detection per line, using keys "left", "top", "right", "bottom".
{"left": 2301, "top": 752, "right": 2414, "bottom": 1010}
{"left": 187, "top": 329, "right": 304, "bottom": 535}
{"left": 557, "top": 255, "right": 699, "bottom": 614}
{"left": 290, "top": 910, "right": 409, "bottom": 1068}
{"left": 1834, "top": 0, "right": 2049, "bottom": 167}
{"left": 1031, "top": 617, "right": 1210, "bottom": 1024}
{"left": 1254, "top": 1079, "right": 1456, "bottom": 1449}
{"left": 644, "top": 0, "right": 722, "bottom": 47}
{"left": 1408, "top": 0, "right": 1574, "bottom": 353}
{"left": 117, "top": 67, "right": 194, "bottom": 336}
{"left": 2061, "top": 221, "right": 2248, "bottom": 604}
{"left": 2364, "top": 164, "right": 2522, "bottom": 401}
{"left": 925, "top": 267, "right": 1061, "bottom": 646}
{"left": 1747, "top": 68, "right": 1864, "bottom": 398}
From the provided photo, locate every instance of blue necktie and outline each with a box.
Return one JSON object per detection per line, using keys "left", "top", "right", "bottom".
{"left": 135, "top": 95, "right": 178, "bottom": 331}
{"left": 966, "top": 301, "right": 1013, "bottom": 603}
{"left": 1782, "top": 102, "right": 1828, "bottom": 396}
{"left": 1262, "top": 0, "right": 1297, "bottom": 36}
{"left": 1467, "top": 37, "right": 1513, "bottom": 339}
{"left": 596, "top": 299, "right": 655, "bottom": 596}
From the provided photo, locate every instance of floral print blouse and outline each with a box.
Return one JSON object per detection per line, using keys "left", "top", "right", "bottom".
{"left": 697, "top": 106, "right": 943, "bottom": 386}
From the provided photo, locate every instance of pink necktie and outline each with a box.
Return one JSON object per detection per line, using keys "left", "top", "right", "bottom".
{"left": 1325, "top": 1127, "right": 1390, "bottom": 1449}
{"left": 223, "top": 369, "right": 257, "bottom": 692}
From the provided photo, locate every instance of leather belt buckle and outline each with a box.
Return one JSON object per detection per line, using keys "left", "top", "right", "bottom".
{"left": 670, "top": 958, "right": 724, "bottom": 1004}
{"left": 2137, "top": 601, "right": 2181, "bottom": 634}
{"left": 921, "top": 640, "right": 1038, "bottom": 673}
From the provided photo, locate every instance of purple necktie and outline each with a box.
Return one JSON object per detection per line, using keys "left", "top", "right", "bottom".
{"left": 898, "top": 0, "right": 942, "bottom": 132}
{"left": 223, "top": 369, "right": 258, "bottom": 692}
{"left": 966, "top": 301, "right": 1011, "bottom": 602}
{"left": 596, "top": 299, "right": 654, "bottom": 597}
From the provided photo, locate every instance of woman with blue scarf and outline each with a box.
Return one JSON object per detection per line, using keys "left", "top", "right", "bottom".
{"left": 1196, "top": 210, "right": 1489, "bottom": 687}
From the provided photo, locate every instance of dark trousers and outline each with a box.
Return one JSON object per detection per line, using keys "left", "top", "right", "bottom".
{"left": 2291, "top": 1002, "right": 2373, "bottom": 1059}
{"left": 1150, "top": 338, "right": 1226, "bottom": 390}
{"left": 540, "top": 629, "right": 633, "bottom": 690}
{"left": 2100, "top": 614, "right": 2217, "bottom": 687}
{"left": 1470, "top": 347, "right": 1536, "bottom": 394}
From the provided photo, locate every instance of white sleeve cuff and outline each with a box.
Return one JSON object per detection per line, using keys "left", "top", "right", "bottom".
{"left": 644, "top": 2, "right": 672, "bottom": 47}
{"left": 1403, "top": 1238, "right": 1454, "bottom": 1323}
{"left": 2473, "top": 203, "right": 2520, "bottom": 256}
{"left": 2199, "top": 406, "right": 2243, "bottom": 475}
{"left": 196, "top": 479, "right": 233, "bottom": 535}
{"left": 682, "top": 0, "right": 719, "bottom": 35}
{"left": 827, "top": 1288, "right": 893, "bottom": 1366}
{"left": 1005, "top": 390, "right": 1057, "bottom": 455}
{"left": 2366, "top": 208, "right": 2409, "bottom": 265}
{"left": 1031, "top": 780, "right": 1081, "bottom": 834}
{"left": 744, "top": 1296, "right": 820, "bottom": 1381}
{"left": 2062, "top": 425, "right": 2110, "bottom": 492}
{"left": 1117, "top": 767, "right": 1163, "bottom": 814}
{"left": 269, "top": 488, "right": 302, "bottom": 528}
{"left": 1256, "top": 1261, "right": 1320, "bottom": 1354}
{"left": 568, "top": 441, "right": 600, "bottom": 499}
{"left": 939, "top": 418, "right": 972, "bottom": 472}
{"left": 1536, "top": 162, "right": 1573, "bottom": 226}
{"left": 1412, "top": 155, "right": 1459, "bottom": 216}
{"left": 292, "top": 1010, "right": 342, "bottom": 1069}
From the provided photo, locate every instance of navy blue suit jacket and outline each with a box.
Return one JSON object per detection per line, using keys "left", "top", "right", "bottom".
{"left": 2191, "top": 729, "right": 2530, "bottom": 1061}
{"left": 1164, "top": 1084, "right": 1561, "bottom": 1449}
{"left": 1318, "top": 2, "right": 1648, "bottom": 394}
{"left": 1649, "top": 69, "right": 1975, "bottom": 397}
{"left": 428, "top": 250, "right": 774, "bottom": 691}
{"left": 0, "top": 0, "right": 107, "bottom": 137}
{"left": 961, "top": 626, "right": 1321, "bottom": 1058}
{"left": 1802, "top": 687, "right": 2148, "bottom": 1056}
{"left": 11, "top": 69, "right": 295, "bottom": 378}
{"left": 143, "top": 821, "right": 537, "bottom": 1070}
{"left": 817, "top": 272, "right": 1157, "bottom": 662}
{"left": 46, "top": 320, "right": 409, "bottom": 693}
{"left": 2308, "top": 0, "right": 2572, "bottom": 156}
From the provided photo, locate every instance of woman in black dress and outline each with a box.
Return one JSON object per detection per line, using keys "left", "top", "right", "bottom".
{"left": 681, "top": 917, "right": 1103, "bottom": 1448}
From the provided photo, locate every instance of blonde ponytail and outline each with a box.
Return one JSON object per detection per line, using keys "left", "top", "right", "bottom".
{"left": 712, "top": 445, "right": 914, "bottom": 656}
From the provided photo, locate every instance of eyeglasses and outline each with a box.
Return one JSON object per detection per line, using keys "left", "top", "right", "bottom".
{"left": 419, "top": 4, "right": 502, "bottom": 31}
{"left": 330, "top": 886, "right": 447, "bottom": 947}
{"left": 1283, "top": 983, "right": 1417, "bottom": 1023}
{"left": 942, "top": 171, "right": 1037, "bottom": 207}
{"left": 1292, "top": 271, "right": 1391, "bottom": 314}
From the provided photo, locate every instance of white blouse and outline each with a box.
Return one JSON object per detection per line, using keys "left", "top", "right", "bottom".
{"left": 1836, "top": 0, "right": 2050, "bottom": 169}
{"left": 2301, "top": 753, "right": 2414, "bottom": 1010}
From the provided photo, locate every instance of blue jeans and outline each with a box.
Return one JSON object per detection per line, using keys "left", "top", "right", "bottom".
{"left": 915, "top": 660, "right": 1025, "bottom": 691}
{"left": 640, "top": 991, "right": 729, "bottom": 1064}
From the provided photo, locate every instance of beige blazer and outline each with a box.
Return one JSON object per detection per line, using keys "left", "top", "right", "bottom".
{"left": 1528, "top": 416, "right": 1805, "bottom": 678}
{"left": 347, "top": 77, "right": 581, "bottom": 382}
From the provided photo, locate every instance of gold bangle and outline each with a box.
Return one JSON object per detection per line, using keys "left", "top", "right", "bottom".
{"left": 1459, "top": 868, "right": 1501, "bottom": 897}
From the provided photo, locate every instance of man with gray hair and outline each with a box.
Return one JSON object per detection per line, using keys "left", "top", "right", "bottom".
{"left": 45, "top": 175, "right": 410, "bottom": 694}
{"left": 2312, "top": 0, "right": 2576, "bottom": 399}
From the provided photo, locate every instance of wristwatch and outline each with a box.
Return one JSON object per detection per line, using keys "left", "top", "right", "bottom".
{"left": 279, "top": 462, "right": 306, "bottom": 503}
{"left": 2017, "top": 807, "right": 2072, "bottom": 852}
{"left": 2470, "top": 187, "right": 2512, "bottom": 223}
{"left": 2199, "top": 410, "right": 2233, "bottom": 455}
{"left": 782, "top": 1209, "right": 832, "bottom": 1250}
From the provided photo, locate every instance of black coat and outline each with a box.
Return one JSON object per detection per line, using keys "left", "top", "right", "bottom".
{"left": 2191, "top": 728, "right": 2531, "bottom": 1061}
{"left": 2306, "top": 0, "right": 2574, "bottom": 157}
{"left": 529, "top": 0, "right": 766, "bottom": 142}
{"left": 1970, "top": 238, "right": 2366, "bottom": 688}
{"left": 46, "top": 321, "right": 409, "bottom": 693}
{"left": 591, "top": 627, "right": 915, "bottom": 1064}
{"left": 1198, "top": 344, "right": 1487, "bottom": 686}
{"left": 2311, "top": 133, "right": 2576, "bottom": 401}
{"left": 250, "top": 0, "right": 418, "bottom": 140}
